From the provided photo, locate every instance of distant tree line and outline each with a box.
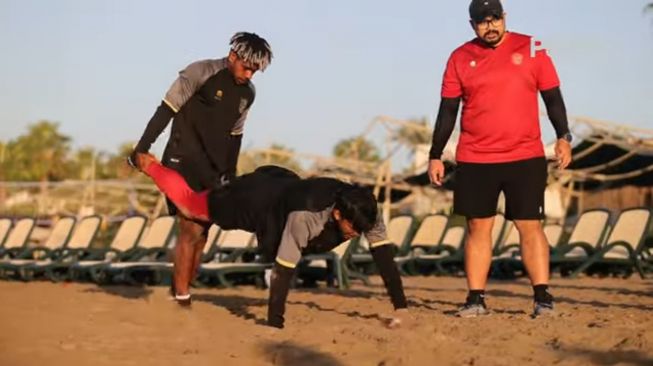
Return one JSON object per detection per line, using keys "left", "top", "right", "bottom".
{"left": 0, "top": 120, "right": 423, "bottom": 182}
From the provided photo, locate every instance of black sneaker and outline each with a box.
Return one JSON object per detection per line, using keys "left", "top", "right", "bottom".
{"left": 456, "top": 294, "right": 490, "bottom": 318}
{"left": 533, "top": 291, "right": 555, "bottom": 317}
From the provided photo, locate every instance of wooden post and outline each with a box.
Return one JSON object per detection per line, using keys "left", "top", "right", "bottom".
{"left": 91, "top": 151, "right": 97, "bottom": 209}
{"left": 372, "top": 164, "right": 384, "bottom": 200}
{"left": 578, "top": 181, "right": 585, "bottom": 214}
{"left": 383, "top": 162, "right": 392, "bottom": 225}
{"left": 562, "top": 179, "right": 575, "bottom": 224}
{"left": 0, "top": 144, "right": 5, "bottom": 211}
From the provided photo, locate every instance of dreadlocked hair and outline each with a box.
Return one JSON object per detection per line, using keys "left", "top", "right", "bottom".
{"left": 230, "top": 32, "right": 273, "bottom": 71}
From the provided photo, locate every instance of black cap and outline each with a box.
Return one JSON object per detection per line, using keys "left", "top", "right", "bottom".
{"left": 469, "top": 0, "right": 504, "bottom": 22}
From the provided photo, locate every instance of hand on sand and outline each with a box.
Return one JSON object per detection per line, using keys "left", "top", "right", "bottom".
{"left": 386, "top": 308, "right": 410, "bottom": 329}
{"left": 135, "top": 153, "right": 158, "bottom": 174}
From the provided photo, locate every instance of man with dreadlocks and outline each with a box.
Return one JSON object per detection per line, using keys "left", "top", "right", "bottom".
{"left": 129, "top": 32, "right": 273, "bottom": 306}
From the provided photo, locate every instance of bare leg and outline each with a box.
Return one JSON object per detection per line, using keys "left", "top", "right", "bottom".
{"left": 464, "top": 216, "right": 495, "bottom": 290}
{"left": 173, "top": 217, "right": 207, "bottom": 298}
{"left": 190, "top": 230, "right": 208, "bottom": 284}
{"left": 136, "top": 153, "right": 212, "bottom": 301}
{"left": 514, "top": 220, "right": 549, "bottom": 286}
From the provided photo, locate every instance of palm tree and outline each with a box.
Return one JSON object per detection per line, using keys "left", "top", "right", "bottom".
{"left": 333, "top": 136, "right": 381, "bottom": 163}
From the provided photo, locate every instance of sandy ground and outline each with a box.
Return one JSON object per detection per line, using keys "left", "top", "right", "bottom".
{"left": 1, "top": 276, "right": 652, "bottom": 366}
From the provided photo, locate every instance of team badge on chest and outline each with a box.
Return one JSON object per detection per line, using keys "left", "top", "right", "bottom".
{"left": 511, "top": 53, "right": 524, "bottom": 65}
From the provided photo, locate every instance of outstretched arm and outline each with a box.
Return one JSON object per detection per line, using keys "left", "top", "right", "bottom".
{"left": 267, "top": 212, "right": 313, "bottom": 329}
{"left": 371, "top": 244, "right": 408, "bottom": 310}
{"left": 365, "top": 219, "right": 408, "bottom": 311}
{"left": 129, "top": 60, "right": 225, "bottom": 168}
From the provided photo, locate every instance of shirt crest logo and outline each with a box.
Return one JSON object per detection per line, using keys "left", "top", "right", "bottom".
{"left": 512, "top": 53, "right": 524, "bottom": 65}
{"left": 239, "top": 98, "right": 248, "bottom": 113}
{"left": 214, "top": 90, "right": 223, "bottom": 100}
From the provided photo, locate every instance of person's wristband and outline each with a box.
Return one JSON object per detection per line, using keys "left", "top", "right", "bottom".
{"left": 127, "top": 151, "right": 139, "bottom": 169}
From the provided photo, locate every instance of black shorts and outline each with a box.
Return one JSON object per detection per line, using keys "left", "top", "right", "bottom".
{"left": 453, "top": 157, "right": 547, "bottom": 220}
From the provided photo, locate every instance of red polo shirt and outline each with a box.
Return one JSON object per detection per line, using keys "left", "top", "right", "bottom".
{"left": 441, "top": 32, "right": 560, "bottom": 163}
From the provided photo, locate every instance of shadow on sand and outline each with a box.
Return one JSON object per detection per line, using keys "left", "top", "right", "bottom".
{"left": 258, "top": 340, "right": 344, "bottom": 366}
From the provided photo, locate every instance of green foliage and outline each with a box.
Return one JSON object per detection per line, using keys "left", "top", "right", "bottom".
{"left": 392, "top": 117, "right": 432, "bottom": 147}
{"left": 1, "top": 121, "right": 140, "bottom": 182}
{"left": 333, "top": 136, "right": 381, "bottom": 162}
{"left": 103, "top": 142, "right": 141, "bottom": 179}
{"left": 238, "top": 143, "right": 303, "bottom": 174}
{"left": 2, "top": 121, "right": 71, "bottom": 181}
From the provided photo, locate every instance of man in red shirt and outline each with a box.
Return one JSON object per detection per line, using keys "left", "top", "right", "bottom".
{"left": 428, "top": 0, "right": 572, "bottom": 317}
